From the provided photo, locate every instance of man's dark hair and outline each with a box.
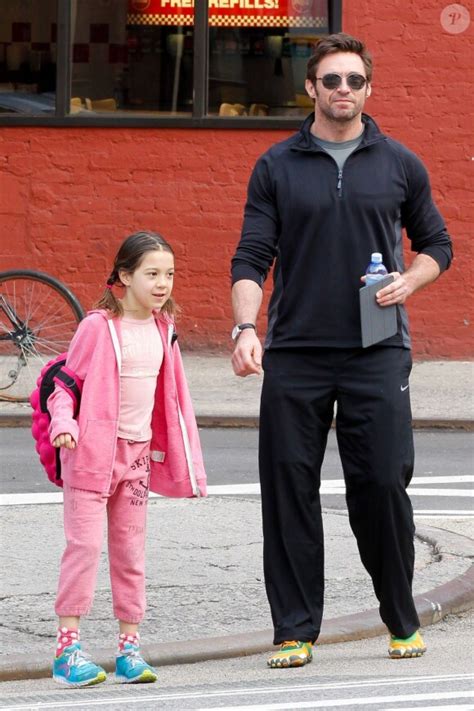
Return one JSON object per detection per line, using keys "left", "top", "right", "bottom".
{"left": 306, "top": 33, "right": 373, "bottom": 83}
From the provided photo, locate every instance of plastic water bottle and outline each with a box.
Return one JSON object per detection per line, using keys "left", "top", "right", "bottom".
{"left": 365, "top": 252, "right": 388, "bottom": 286}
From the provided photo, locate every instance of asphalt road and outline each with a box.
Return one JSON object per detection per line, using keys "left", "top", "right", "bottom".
{"left": 0, "top": 428, "right": 472, "bottom": 709}
{"left": 0, "top": 428, "right": 472, "bottom": 516}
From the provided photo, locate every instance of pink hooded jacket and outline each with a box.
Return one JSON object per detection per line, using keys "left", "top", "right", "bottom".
{"left": 47, "top": 310, "right": 207, "bottom": 498}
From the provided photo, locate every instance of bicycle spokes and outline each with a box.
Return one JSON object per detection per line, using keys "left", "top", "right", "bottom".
{"left": 0, "top": 271, "right": 84, "bottom": 401}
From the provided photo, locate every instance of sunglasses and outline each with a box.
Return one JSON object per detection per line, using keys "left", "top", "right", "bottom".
{"left": 315, "top": 73, "right": 368, "bottom": 91}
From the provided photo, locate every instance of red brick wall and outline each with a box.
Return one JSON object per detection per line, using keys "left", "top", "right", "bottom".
{"left": 1, "top": 1, "right": 472, "bottom": 358}
{"left": 343, "top": 1, "right": 473, "bottom": 358}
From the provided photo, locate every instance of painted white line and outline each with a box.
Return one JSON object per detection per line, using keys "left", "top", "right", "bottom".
{"left": 321, "top": 488, "right": 472, "bottom": 497}
{"left": 319, "top": 476, "right": 473, "bottom": 488}
{"left": 0, "top": 493, "right": 63, "bottom": 506}
{"left": 406, "top": 489, "right": 472, "bottom": 497}
{"left": 0, "top": 482, "right": 472, "bottom": 507}
{"left": 411, "top": 475, "right": 473, "bottom": 484}
{"left": 321, "top": 476, "right": 474, "bottom": 486}
{"left": 0, "top": 674, "right": 471, "bottom": 710}
{"left": 390, "top": 706, "right": 474, "bottom": 711}
{"left": 203, "top": 484, "right": 261, "bottom": 496}
{"left": 413, "top": 509, "right": 474, "bottom": 514}
{"left": 414, "top": 514, "right": 474, "bottom": 520}
{"left": 0, "top": 484, "right": 261, "bottom": 506}
{"left": 197, "top": 691, "right": 474, "bottom": 710}
{"left": 0, "top": 492, "right": 63, "bottom": 506}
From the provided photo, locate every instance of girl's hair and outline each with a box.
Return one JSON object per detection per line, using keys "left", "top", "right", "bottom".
{"left": 94, "top": 231, "right": 178, "bottom": 318}
{"left": 306, "top": 33, "right": 373, "bottom": 84}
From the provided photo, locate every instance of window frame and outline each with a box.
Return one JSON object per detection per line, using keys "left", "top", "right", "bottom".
{"left": 0, "top": 0, "right": 342, "bottom": 128}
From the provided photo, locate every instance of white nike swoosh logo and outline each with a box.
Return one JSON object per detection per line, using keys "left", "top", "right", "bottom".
{"left": 400, "top": 384, "right": 409, "bottom": 391}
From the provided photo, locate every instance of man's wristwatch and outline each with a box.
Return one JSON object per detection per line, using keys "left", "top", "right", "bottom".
{"left": 231, "top": 323, "right": 256, "bottom": 341}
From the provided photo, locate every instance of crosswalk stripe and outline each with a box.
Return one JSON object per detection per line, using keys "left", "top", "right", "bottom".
{"left": 1, "top": 675, "right": 472, "bottom": 709}
{"left": 414, "top": 514, "right": 474, "bottom": 519}
{"left": 197, "top": 690, "right": 474, "bottom": 710}
{"left": 321, "top": 476, "right": 474, "bottom": 486}
{"left": 393, "top": 705, "right": 474, "bottom": 711}
{"left": 322, "top": 488, "right": 472, "bottom": 497}
{"left": 0, "top": 482, "right": 472, "bottom": 507}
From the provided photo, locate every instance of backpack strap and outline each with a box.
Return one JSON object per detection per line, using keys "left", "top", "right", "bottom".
{"left": 53, "top": 367, "right": 82, "bottom": 418}
{"left": 167, "top": 322, "right": 178, "bottom": 348}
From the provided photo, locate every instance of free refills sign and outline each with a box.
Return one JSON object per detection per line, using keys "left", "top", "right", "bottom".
{"left": 127, "top": 0, "right": 327, "bottom": 27}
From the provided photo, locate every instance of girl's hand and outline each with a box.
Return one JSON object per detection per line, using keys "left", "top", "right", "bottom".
{"left": 52, "top": 433, "right": 76, "bottom": 449}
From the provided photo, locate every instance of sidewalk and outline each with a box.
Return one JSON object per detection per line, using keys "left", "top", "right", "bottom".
{"left": 1, "top": 356, "right": 473, "bottom": 428}
{"left": 181, "top": 356, "right": 473, "bottom": 427}
{"left": 0, "top": 356, "right": 472, "bottom": 681}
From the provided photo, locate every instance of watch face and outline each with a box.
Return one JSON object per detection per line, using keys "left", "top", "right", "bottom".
{"left": 231, "top": 325, "right": 240, "bottom": 341}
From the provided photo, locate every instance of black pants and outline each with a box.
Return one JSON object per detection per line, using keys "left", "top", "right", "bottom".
{"left": 259, "top": 347, "right": 419, "bottom": 644}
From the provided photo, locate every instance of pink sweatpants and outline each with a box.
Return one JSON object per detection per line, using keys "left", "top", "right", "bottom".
{"left": 55, "top": 439, "right": 151, "bottom": 623}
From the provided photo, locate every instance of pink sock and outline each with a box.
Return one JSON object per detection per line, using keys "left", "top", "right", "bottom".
{"left": 56, "top": 627, "right": 80, "bottom": 657}
{"left": 118, "top": 631, "right": 140, "bottom": 654}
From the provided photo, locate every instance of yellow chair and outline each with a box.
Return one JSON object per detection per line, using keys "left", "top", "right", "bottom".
{"left": 295, "top": 93, "right": 313, "bottom": 108}
{"left": 249, "top": 103, "right": 269, "bottom": 116}
{"left": 90, "top": 98, "right": 117, "bottom": 111}
{"left": 70, "top": 97, "right": 83, "bottom": 113}
{"left": 219, "top": 102, "right": 247, "bottom": 117}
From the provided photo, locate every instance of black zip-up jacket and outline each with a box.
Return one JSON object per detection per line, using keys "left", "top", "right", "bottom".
{"left": 231, "top": 113, "right": 453, "bottom": 350}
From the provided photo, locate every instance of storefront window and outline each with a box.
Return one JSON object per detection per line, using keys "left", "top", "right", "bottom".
{"left": 208, "top": 1, "right": 329, "bottom": 117}
{"left": 0, "top": 0, "right": 57, "bottom": 116}
{"left": 0, "top": 0, "right": 339, "bottom": 124}
{"left": 70, "top": 0, "right": 193, "bottom": 115}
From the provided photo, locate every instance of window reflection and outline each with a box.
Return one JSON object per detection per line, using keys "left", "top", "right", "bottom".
{"left": 0, "top": 0, "right": 56, "bottom": 115}
{"left": 70, "top": 0, "right": 193, "bottom": 115}
{"left": 208, "top": 1, "right": 329, "bottom": 117}
{"left": 0, "top": 0, "right": 331, "bottom": 120}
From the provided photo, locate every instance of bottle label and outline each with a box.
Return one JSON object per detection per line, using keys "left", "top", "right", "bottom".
{"left": 365, "top": 274, "right": 386, "bottom": 286}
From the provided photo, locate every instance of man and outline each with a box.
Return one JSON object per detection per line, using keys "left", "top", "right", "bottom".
{"left": 230, "top": 33, "right": 452, "bottom": 668}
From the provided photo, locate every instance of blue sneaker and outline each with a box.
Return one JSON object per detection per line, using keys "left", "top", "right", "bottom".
{"left": 115, "top": 643, "right": 157, "bottom": 684}
{"left": 53, "top": 643, "right": 107, "bottom": 687}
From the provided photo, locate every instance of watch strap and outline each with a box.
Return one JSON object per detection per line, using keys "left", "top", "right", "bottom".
{"left": 232, "top": 323, "right": 256, "bottom": 341}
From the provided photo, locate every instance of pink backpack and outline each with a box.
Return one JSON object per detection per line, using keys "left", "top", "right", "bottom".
{"left": 30, "top": 354, "right": 82, "bottom": 487}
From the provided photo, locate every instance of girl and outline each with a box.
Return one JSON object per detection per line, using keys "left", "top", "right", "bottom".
{"left": 48, "top": 231, "right": 206, "bottom": 687}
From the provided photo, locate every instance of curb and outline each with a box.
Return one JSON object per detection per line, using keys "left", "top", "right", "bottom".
{"left": 0, "top": 413, "right": 473, "bottom": 431}
{"left": 0, "top": 528, "right": 472, "bottom": 682}
{"left": 198, "top": 417, "right": 474, "bottom": 431}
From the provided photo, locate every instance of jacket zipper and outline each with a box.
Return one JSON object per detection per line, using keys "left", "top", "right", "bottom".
{"left": 168, "top": 324, "right": 201, "bottom": 497}
{"left": 334, "top": 141, "right": 372, "bottom": 197}
{"left": 296, "top": 133, "right": 381, "bottom": 198}
{"left": 106, "top": 319, "right": 121, "bottom": 493}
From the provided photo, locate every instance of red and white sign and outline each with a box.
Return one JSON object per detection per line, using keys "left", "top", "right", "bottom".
{"left": 128, "top": 0, "right": 327, "bottom": 27}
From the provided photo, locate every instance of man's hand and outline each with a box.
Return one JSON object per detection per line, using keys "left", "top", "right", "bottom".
{"left": 361, "top": 254, "right": 441, "bottom": 307}
{"left": 372, "top": 271, "right": 413, "bottom": 306}
{"left": 231, "top": 329, "right": 262, "bottom": 376}
{"left": 52, "top": 433, "right": 76, "bottom": 449}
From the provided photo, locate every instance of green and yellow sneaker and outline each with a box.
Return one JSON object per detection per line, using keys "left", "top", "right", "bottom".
{"left": 267, "top": 640, "right": 313, "bottom": 668}
{"left": 388, "top": 630, "right": 426, "bottom": 659}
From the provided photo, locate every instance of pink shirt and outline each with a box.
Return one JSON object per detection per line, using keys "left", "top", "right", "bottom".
{"left": 117, "top": 316, "right": 163, "bottom": 441}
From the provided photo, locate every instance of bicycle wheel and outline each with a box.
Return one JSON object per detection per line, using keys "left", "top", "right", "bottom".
{"left": 0, "top": 270, "right": 85, "bottom": 402}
